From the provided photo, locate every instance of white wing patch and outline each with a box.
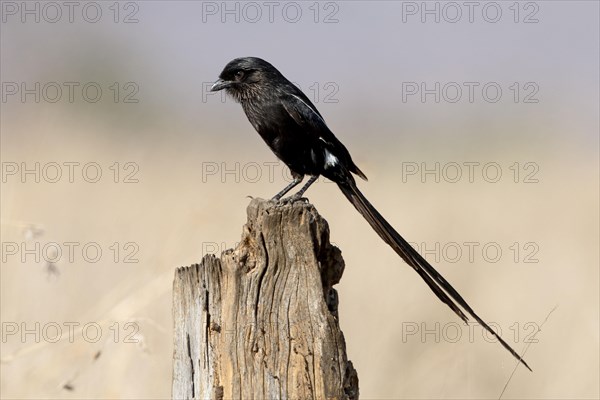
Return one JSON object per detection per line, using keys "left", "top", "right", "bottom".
{"left": 324, "top": 148, "right": 339, "bottom": 168}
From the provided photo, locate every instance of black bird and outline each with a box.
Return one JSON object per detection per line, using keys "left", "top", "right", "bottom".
{"left": 210, "top": 56, "right": 531, "bottom": 371}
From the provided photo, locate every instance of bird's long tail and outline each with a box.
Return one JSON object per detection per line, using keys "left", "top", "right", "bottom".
{"left": 337, "top": 179, "right": 532, "bottom": 371}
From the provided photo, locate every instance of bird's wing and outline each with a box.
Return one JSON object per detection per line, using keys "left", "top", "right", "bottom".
{"left": 281, "top": 91, "right": 368, "bottom": 180}
{"left": 282, "top": 93, "right": 330, "bottom": 136}
{"left": 281, "top": 93, "right": 348, "bottom": 152}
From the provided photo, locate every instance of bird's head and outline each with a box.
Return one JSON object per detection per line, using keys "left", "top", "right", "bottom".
{"left": 210, "top": 57, "right": 281, "bottom": 101}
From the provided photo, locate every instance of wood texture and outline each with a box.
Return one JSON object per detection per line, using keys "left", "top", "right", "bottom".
{"left": 172, "top": 198, "right": 359, "bottom": 400}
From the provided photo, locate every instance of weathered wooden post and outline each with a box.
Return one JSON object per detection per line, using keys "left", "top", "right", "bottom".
{"left": 172, "top": 198, "right": 359, "bottom": 399}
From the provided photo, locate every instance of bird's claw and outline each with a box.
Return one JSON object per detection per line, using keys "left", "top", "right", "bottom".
{"left": 277, "top": 194, "right": 308, "bottom": 204}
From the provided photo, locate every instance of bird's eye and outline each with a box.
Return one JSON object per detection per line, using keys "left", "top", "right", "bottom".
{"left": 235, "top": 70, "right": 245, "bottom": 80}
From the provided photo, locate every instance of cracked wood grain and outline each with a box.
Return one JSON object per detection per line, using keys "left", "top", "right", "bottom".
{"left": 172, "top": 198, "right": 359, "bottom": 400}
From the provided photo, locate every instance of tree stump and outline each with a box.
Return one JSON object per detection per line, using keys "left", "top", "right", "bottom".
{"left": 172, "top": 198, "right": 359, "bottom": 400}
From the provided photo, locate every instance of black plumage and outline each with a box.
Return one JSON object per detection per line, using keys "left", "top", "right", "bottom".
{"left": 210, "top": 56, "right": 531, "bottom": 371}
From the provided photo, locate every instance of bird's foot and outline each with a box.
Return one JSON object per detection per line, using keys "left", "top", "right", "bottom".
{"left": 277, "top": 194, "right": 309, "bottom": 204}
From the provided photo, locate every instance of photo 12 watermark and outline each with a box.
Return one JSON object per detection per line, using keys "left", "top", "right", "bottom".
{"left": 2, "top": 321, "right": 140, "bottom": 344}
{"left": 407, "top": 241, "right": 540, "bottom": 264}
{"left": 401, "top": 162, "right": 540, "bottom": 184}
{"left": 202, "top": 81, "right": 339, "bottom": 104}
{"left": 400, "top": 1, "right": 540, "bottom": 24}
{"left": 2, "top": 162, "right": 140, "bottom": 184}
{"left": 2, "top": 241, "right": 140, "bottom": 264}
{"left": 401, "top": 320, "right": 540, "bottom": 344}
{"left": 1, "top": 1, "right": 140, "bottom": 24}
{"left": 200, "top": 1, "right": 340, "bottom": 24}
{"left": 200, "top": 160, "right": 336, "bottom": 185}
{"left": 1, "top": 82, "right": 140, "bottom": 104}
{"left": 401, "top": 82, "right": 540, "bottom": 104}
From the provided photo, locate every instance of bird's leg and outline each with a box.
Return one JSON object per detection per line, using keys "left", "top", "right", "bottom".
{"left": 288, "top": 175, "right": 318, "bottom": 200}
{"left": 272, "top": 172, "right": 303, "bottom": 201}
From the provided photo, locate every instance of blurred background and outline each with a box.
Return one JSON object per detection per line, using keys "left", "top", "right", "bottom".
{"left": 1, "top": 1, "right": 598, "bottom": 398}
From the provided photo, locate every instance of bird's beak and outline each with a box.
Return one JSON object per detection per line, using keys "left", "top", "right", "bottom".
{"left": 210, "top": 79, "right": 231, "bottom": 92}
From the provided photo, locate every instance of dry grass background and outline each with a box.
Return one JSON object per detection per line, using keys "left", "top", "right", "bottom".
{"left": 1, "top": 2, "right": 599, "bottom": 399}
